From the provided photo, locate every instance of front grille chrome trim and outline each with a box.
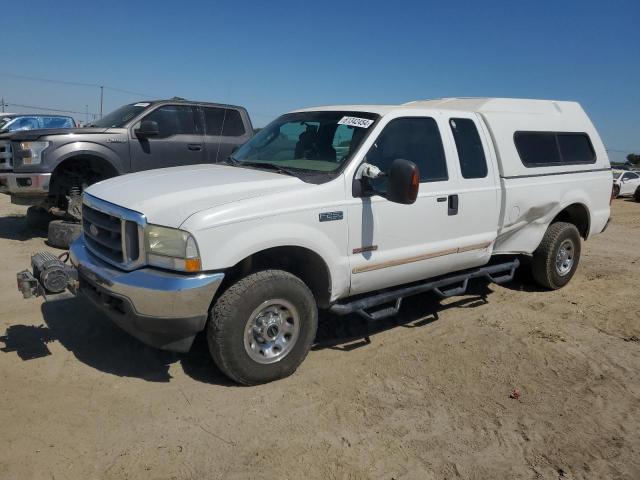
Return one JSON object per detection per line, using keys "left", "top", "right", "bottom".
{"left": 0, "top": 140, "right": 12, "bottom": 170}
{"left": 82, "top": 193, "right": 147, "bottom": 271}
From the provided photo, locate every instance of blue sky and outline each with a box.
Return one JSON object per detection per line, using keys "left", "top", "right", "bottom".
{"left": 1, "top": 0, "right": 638, "bottom": 162}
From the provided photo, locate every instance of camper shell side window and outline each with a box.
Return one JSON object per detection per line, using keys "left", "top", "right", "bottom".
{"left": 514, "top": 131, "right": 596, "bottom": 168}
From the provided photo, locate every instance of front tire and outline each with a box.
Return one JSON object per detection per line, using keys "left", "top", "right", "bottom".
{"left": 634, "top": 186, "right": 640, "bottom": 202}
{"left": 207, "top": 270, "right": 318, "bottom": 385}
{"left": 531, "top": 222, "right": 581, "bottom": 290}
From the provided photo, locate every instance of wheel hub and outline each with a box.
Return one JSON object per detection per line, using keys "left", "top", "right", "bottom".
{"left": 244, "top": 299, "right": 300, "bottom": 364}
{"left": 555, "top": 239, "right": 575, "bottom": 276}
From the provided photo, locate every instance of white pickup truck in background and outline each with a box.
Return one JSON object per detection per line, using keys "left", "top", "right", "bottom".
{"left": 18, "top": 97, "right": 613, "bottom": 385}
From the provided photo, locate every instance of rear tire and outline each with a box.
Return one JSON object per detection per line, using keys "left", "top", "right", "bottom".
{"left": 25, "top": 206, "right": 54, "bottom": 231}
{"left": 634, "top": 186, "right": 640, "bottom": 202}
{"left": 47, "top": 220, "right": 82, "bottom": 249}
{"left": 531, "top": 222, "right": 581, "bottom": 290}
{"left": 207, "top": 270, "right": 318, "bottom": 385}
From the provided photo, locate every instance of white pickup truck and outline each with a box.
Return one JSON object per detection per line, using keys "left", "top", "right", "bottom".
{"left": 18, "top": 98, "right": 613, "bottom": 385}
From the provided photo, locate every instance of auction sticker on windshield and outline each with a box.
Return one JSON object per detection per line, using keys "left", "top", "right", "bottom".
{"left": 338, "top": 116, "right": 374, "bottom": 128}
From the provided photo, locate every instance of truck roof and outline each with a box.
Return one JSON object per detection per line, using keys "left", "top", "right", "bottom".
{"left": 294, "top": 97, "right": 583, "bottom": 116}
{"left": 137, "top": 99, "right": 248, "bottom": 111}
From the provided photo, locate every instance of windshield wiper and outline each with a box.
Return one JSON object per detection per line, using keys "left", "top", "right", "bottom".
{"left": 235, "top": 161, "right": 299, "bottom": 177}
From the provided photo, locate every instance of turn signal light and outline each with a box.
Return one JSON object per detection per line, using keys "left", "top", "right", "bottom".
{"left": 184, "top": 258, "right": 202, "bottom": 272}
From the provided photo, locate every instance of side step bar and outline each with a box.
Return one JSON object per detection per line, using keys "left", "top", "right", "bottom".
{"left": 329, "top": 259, "right": 519, "bottom": 321}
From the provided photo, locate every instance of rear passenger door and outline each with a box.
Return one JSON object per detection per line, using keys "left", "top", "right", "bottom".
{"left": 129, "top": 104, "right": 205, "bottom": 172}
{"left": 202, "top": 106, "right": 252, "bottom": 163}
{"left": 443, "top": 114, "right": 500, "bottom": 259}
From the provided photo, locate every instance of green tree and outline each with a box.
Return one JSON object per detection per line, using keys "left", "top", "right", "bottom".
{"left": 626, "top": 153, "right": 640, "bottom": 165}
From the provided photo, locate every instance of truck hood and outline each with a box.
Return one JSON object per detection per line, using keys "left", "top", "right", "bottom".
{"left": 85, "top": 164, "right": 310, "bottom": 227}
{"left": 2, "top": 127, "right": 111, "bottom": 140}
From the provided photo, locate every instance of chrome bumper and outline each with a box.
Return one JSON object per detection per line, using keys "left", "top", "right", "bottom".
{"left": 69, "top": 239, "right": 224, "bottom": 352}
{"left": 0, "top": 172, "right": 51, "bottom": 195}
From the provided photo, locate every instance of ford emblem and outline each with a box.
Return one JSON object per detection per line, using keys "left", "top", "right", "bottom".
{"left": 89, "top": 223, "right": 99, "bottom": 237}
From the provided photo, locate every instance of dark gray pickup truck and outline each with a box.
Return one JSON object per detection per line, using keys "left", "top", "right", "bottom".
{"left": 0, "top": 99, "right": 253, "bottom": 218}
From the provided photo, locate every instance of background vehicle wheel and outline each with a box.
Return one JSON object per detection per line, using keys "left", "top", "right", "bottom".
{"left": 207, "top": 269, "right": 318, "bottom": 385}
{"left": 25, "top": 206, "right": 54, "bottom": 231}
{"left": 47, "top": 220, "right": 82, "bottom": 249}
{"left": 634, "top": 186, "right": 640, "bottom": 202}
{"left": 612, "top": 184, "right": 620, "bottom": 198}
{"left": 531, "top": 222, "right": 581, "bottom": 290}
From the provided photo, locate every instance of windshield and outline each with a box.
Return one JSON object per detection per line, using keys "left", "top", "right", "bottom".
{"left": 613, "top": 171, "right": 622, "bottom": 179}
{"left": 232, "top": 111, "right": 379, "bottom": 177}
{"left": 89, "top": 103, "right": 150, "bottom": 128}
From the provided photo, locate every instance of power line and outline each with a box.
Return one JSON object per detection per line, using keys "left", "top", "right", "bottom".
{"left": 0, "top": 72, "right": 155, "bottom": 98}
{"left": 5, "top": 102, "right": 99, "bottom": 117}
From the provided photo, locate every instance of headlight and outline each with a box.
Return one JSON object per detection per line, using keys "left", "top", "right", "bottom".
{"left": 145, "top": 224, "right": 202, "bottom": 272}
{"left": 19, "top": 141, "right": 49, "bottom": 165}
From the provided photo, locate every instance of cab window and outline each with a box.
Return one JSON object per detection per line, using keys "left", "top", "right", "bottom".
{"left": 366, "top": 117, "right": 447, "bottom": 191}
{"left": 449, "top": 118, "right": 488, "bottom": 179}
{"left": 142, "top": 105, "right": 199, "bottom": 138}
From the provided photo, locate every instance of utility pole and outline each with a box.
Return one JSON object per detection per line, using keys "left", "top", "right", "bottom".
{"left": 85, "top": 105, "right": 88, "bottom": 125}
{"left": 99, "top": 86, "right": 104, "bottom": 118}
{"left": 1, "top": 97, "right": 4, "bottom": 113}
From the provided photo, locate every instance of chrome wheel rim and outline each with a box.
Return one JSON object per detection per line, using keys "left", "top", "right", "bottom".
{"left": 555, "top": 239, "right": 575, "bottom": 276}
{"left": 244, "top": 299, "right": 300, "bottom": 364}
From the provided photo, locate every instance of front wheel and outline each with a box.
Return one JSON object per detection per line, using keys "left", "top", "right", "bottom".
{"left": 207, "top": 270, "right": 318, "bottom": 385}
{"left": 531, "top": 222, "right": 581, "bottom": 290}
{"left": 634, "top": 186, "right": 640, "bottom": 202}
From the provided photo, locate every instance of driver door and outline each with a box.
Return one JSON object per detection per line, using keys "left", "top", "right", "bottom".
{"left": 347, "top": 114, "right": 499, "bottom": 295}
{"left": 129, "top": 104, "right": 205, "bottom": 172}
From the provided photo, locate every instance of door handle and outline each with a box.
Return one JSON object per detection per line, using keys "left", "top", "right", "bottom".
{"left": 448, "top": 194, "right": 459, "bottom": 216}
{"left": 188, "top": 144, "right": 203, "bottom": 151}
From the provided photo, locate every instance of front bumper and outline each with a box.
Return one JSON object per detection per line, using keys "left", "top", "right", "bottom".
{"left": 69, "top": 239, "right": 225, "bottom": 352}
{"left": 0, "top": 172, "right": 51, "bottom": 196}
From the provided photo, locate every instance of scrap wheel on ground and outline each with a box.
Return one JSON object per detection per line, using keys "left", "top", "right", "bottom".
{"left": 531, "top": 221, "right": 582, "bottom": 290}
{"left": 207, "top": 269, "right": 318, "bottom": 385}
{"left": 47, "top": 220, "right": 82, "bottom": 249}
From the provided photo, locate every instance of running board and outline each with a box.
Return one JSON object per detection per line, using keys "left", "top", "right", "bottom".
{"left": 329, "top": 259, "right": 519, "bottom": 321}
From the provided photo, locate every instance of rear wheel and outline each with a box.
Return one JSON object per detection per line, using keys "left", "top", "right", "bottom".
{"left": 207, "top": 270, "right": 318, "bottom": 385}
{"left": 634, "top": 186, "right": 640, "bottom": 202}
{"left": 531, "top": 222, "right": 581, "bottom": 290}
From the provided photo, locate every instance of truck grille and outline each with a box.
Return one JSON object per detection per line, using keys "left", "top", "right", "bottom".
{"left": 0, "top": 140, "right": 12, "bottom": 170}
{"left": 82, "top": 194, "right": 145, "bottom": 270}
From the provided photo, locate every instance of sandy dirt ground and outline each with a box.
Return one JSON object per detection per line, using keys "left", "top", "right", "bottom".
{"left": 0, "top": 195, "right": 638, "bottom": 480}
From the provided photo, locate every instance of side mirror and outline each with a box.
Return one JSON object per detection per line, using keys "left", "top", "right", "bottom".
{"left": 135, "top": 120, "right": 160, "bottom": 137}
{"left": 387, "top": 159, "right": 420, "bottom": 204}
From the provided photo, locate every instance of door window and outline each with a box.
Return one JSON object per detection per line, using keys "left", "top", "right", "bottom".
{"left": 142, "top": 105, "right": 198, "bottom": 138}
{"left": 41, "top": 117, "right": 75, "bottom": 128}
{"left": 622, "top": 172, "right": 638, "bottom": 181}
{"left": 449, "top": 118, "right": 487, "bottom": 178}
{"left": 365, "top": 117, "right": 447, "bottom": 191}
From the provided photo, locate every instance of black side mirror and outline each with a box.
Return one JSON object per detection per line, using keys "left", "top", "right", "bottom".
{"left": 387, "top": 159, "right": 420, "bottom": 204}
{"left": 135, "top": 120, "right": 160, "bottom": 137}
